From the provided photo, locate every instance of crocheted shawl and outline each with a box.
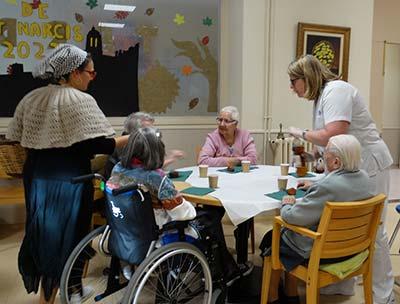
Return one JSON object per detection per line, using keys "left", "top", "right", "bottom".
{"left": 7, "top": 84, "right": 115, "bottom": 149}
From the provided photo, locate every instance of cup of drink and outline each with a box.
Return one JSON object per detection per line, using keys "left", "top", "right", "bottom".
{"left": 199, "top": 165, "right": 208, "bottom": 178}
{"left": 241, "top": 160, "right": 251, "bottom": 173}
{"left": 280, "top": 163, "right": 289, "bottom": 176}
{"left": 296, "top": 166, "right": 308, "bottom": 177}
{"left": 208, "top": 174, "right": 219, "bottom": 188}
{"left": 277, "top": 177, "right": 288, "bottom": 191}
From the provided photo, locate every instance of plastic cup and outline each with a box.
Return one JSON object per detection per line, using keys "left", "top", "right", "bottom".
{"left": 199, "top": 165, "right": 208, "bottom": 178}
{"left": 277, "top": 177, "right": 288, "bottom": 191}
{"left": 296, "top": 166, "right": 308, "bottom": 177}
{"left": 241, "top": 160, "right": 251, "bottom": 173}
{"left": 208, "top": 174, "right": 219, "bottom": 188}
{"left": 280, "top": 163, "right": 289, "bottom": 176}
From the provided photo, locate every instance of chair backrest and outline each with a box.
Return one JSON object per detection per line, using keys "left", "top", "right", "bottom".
{"left": 314, "top": 193, "right": 386, "bottom": 260}
{"left": 195, "top": 145, "right": 202, "bottom": 164}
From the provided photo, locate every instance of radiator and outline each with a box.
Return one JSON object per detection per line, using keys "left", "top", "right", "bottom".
{"left": 269, "top": 137, "right": 314, "bottom": 171}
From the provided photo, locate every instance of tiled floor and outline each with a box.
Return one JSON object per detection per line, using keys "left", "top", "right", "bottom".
{"left": 1, "top": 171, "right": 400, "bottom": 303}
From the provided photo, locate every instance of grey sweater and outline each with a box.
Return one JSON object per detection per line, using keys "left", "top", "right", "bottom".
{"left": 281, "top": 169, "right": 373, "bottom": 258}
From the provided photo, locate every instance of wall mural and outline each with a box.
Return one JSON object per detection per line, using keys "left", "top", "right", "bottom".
{"left": 0, "top": 0, "right": 219, "bottom": 117}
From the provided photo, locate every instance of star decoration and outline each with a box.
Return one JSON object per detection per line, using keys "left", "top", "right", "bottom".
{"left": 202, "top": 16, "right": 212, "bottom": 26}
{"left": 181, "top": 65, "right": 193, "bottom": 76}
{"left": 86, "top": 0, "right": 98, "bottom": 10}
{"left": 114, "top": 11, "right": 129, "bottom": 19}
{"left": 174, "top": 13, "right": 185, "bottom": 26}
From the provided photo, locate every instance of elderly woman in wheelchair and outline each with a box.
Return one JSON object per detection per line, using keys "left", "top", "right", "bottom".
{"left": 60, "top": 127, "right": 245, "bottom": 304}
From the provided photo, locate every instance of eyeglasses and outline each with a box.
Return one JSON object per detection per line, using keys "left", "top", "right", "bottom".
{"left": 216, "top": 117, "right": 237, "bottom": 125}
{"left": 84, "top": 70, "right": 97, "bottom": 78}
{"left": 290, "top": 78, "right": 300, "bottom": 86}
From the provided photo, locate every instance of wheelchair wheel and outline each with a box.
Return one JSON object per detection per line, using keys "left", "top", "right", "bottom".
{"left": 122, "top": 242, "right": 213, "bottom": 304}
{"left": 60, "top": 225, "right": 127, "bottom": 303}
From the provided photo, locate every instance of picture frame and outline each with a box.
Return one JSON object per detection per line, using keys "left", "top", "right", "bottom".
{"left": 296, "top": 23, "right": 351, "bottom": 81}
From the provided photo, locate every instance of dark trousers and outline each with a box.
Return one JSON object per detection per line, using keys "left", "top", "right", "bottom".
{"left": 203, "top": 205, "right": 252, "bottom": 264}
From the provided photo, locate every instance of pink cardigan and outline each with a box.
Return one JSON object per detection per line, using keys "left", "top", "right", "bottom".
{"left": 198, "top": 128, "right": 257, "bottom": 166}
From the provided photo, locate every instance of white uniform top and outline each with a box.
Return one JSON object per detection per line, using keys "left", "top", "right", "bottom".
{"left": 313, "top": 80, "right": 393, "bottom": 176}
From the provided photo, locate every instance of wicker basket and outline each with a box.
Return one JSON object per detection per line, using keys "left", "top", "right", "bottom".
{"left": 0, "top": 140, "right": 26, "bottom": 178}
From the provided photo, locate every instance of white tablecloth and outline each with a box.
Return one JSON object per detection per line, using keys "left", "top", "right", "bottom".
{"left": 177, "top": 165, "right": 322, "bottom": 226}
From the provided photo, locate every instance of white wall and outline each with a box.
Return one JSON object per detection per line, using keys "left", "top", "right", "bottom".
{"left": 370, "top": 0, "right": 400, "bottom": 165}
{"left": 268, "top": 0, "right": 374, "bottom": 132}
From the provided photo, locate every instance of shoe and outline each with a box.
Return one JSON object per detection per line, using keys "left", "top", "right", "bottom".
{"left": 238, "top": 261, "right": 254, "bottom": 277}
{"left": 122, "top": 265, "right": 132, "bottom": 280}
{"left": 373, "top": 291, "right": 396, "bottom": 304}
{"left": 226, "top": 269, "right": 242, "bottom": 287}
{"left": 319, "top": 279, "right": 355, "bottom": 296}
{"left": 70, "top": 285, "right": 94, "bottom": 304}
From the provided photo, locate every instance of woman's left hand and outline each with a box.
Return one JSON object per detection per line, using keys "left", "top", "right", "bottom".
{"left": 288, "top": 126, "right": 302, "bottom": 138}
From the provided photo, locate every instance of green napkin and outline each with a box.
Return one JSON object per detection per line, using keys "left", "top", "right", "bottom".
{"left": 168, "top": 170, "right": 193, "bottom": 181}
{"left": 289, "top": 172, "right": 316, "bottom": 178}
{"left": 217, "top": 166, "right": 258, "bottom": 174}
{"left": 180, "top": 187, "right": 215, "bottom": 196}
{"left": 265, "top": 189, "right": 307, "bottom": 201}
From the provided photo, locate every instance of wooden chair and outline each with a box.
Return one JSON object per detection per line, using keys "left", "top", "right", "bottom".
{"left": 260, "top": 193, "right": 386, "bottom": 304}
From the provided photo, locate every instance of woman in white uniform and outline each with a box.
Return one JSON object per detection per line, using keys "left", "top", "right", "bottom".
{"left": 287, "top": 55, "right": 394, "bottom": 304}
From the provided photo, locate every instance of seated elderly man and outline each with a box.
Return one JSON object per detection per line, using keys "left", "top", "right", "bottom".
{"left": 260, "top": 134, "right": 373, "bottom": 304}
{"left": 198, "top": 105, "right": 257, "bottom": 274}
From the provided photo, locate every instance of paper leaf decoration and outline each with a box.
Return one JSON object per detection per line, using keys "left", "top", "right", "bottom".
{"left": 75, "top": 13, "right": 84, "bottom": 23}
{"left": 181, "top": 65, "right": 192, "bottom": 76}
{"left": 174, "top": 13, "right": 185, "bottom": 26}
{"left": 114, "top": 11, "right": 129, "bottom": 20}
{"left": 145, "top": 8, "right": 155, "bottom": 16}
{"left": 31, "top": 0, "right": 41, "bottom": 9}
{"left": 201, "top": 36, "right": 209, "bottom": 45}
{"left": 202, "top": 17, "right": 212, "bottom": 26}
{"left": 188, "top": 98, "right": 199, "bottom": 110}
{"left": 86, "top": 0, "right": 98, "bottom": 10}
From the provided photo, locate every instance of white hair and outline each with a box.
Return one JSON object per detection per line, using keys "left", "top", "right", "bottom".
{"left": 123, "top": 112, "right": 155, "bottom": 134}
{"left": 326, "top": 134, "right": 361, "bottom": 171}
{"left": 220, "top": 106, "right": 240, "bottom": 122}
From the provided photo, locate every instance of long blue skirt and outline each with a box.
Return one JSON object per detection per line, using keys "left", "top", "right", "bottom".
{"left": 19, "top": 149, "right": 93, "bottom": 300}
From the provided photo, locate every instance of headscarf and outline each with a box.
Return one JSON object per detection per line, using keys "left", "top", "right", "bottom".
{"left": 32, "top": 44, "right": 88, "bottom": 79}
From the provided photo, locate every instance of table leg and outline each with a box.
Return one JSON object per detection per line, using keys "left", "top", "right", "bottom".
{"left": 234, "top": 218, "right": 252, "bottom": 264}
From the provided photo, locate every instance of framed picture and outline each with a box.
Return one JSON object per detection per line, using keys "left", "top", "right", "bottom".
{"left": 296, "top": 23, "right": 351, "bottom": 80}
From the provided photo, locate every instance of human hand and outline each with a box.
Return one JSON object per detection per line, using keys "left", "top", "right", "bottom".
{"left": 169, "top": 149, "right": 185, "bottom": 160}
{"left": 288, "top": 126, "right": 302, "bottom": 139}
{"left": 297, "top": 180, "right": 313, "bottom": 190}
{"left": 226, "top": 157, "right": 240, "bottom": 168}
{"left": 282, "top": 195, "right": 296, "bottom": 205}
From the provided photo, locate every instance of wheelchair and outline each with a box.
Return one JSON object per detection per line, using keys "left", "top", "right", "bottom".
{"left": 59, "top": 173, "right": 227, "bottom": 304}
